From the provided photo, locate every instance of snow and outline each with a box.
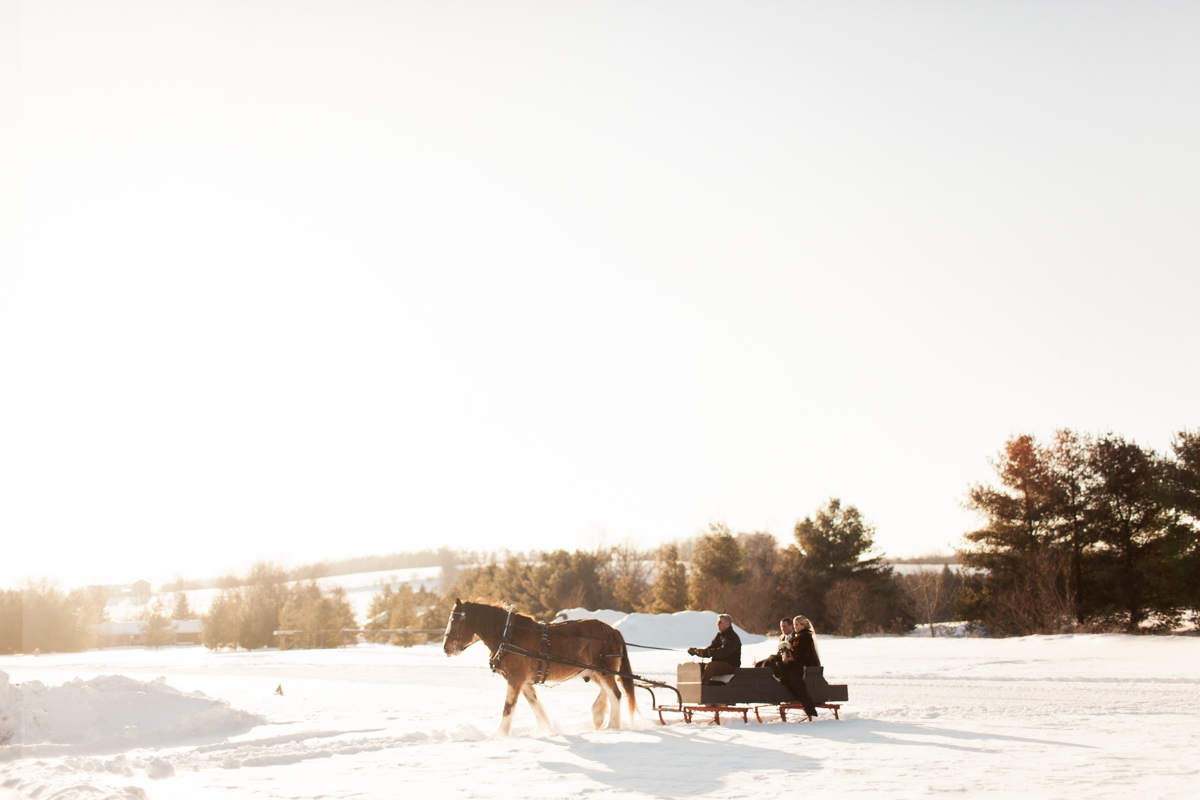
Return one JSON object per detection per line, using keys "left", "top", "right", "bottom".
{"left": 1, "top": 672, "right": 262, "bottom": 754}
{"left": 3, "top": 615, "right": 1199, "bottom": 799}
{"left": 558, "top": 608, "right": 767, "bottom": 649}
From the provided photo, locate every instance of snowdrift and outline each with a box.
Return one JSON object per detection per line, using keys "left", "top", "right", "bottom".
{"left": 0, "top": 669, "right": 263, "bottom": 754}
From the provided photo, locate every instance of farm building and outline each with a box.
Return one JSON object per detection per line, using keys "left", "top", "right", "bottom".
{"left": 94, "top": 619, "right": 202, "bottom": 647}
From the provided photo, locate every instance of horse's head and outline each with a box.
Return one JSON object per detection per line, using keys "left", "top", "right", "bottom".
{"left": 443, "top": 598, "right": 474, "bottom": 656}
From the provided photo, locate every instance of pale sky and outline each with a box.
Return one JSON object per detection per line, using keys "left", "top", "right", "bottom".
{"left": 2, "top": 1, "right": 1198, "bottom": 589}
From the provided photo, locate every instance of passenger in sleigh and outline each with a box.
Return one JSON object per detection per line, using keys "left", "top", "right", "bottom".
{"left": 753, "top": 617, "right": 795, "bottom": 678}
{"left": 687, "top": 613, "right": 742, "bottom": 684}
{"left": 779, "top": 615, "right": 820, "bottom": 717}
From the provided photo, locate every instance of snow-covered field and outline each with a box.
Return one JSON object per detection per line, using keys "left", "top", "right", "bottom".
{"left": 3, "top": 612, "right": 1198, "bottom": 800}
{"left": 105, "top": 567, "right": 448, "bottom": 624}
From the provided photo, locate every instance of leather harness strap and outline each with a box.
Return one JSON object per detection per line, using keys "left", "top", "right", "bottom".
{"left": 488, "top": 606, "right": 624, "bottom": 686}
{"left": 489, "top": 604, "right": 516, "bottom": 673}
{"left": 535, "top": 622, "right": 551, "bottom": 684}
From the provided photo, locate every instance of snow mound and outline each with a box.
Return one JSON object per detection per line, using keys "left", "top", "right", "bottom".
{"left": 556, "top": 607, "right": 629, "bottom": 626}
{"left": 557, "top": 608, "right": 766, "bottom": 649}
{"left": 0, "top": 669, "right": 264, "bottom": 752}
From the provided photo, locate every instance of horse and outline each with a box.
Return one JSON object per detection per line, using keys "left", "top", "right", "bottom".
{"left": 443, "top": 598, "right": 638, "bottom": 736}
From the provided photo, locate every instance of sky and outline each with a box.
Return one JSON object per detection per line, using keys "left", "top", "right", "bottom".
{"left": 2, "top": 1, "right": 1198, "bottom": 589}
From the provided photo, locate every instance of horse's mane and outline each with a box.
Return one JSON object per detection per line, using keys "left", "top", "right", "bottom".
{"left": 460, "top": 600, "right": 535, "bottom": 640}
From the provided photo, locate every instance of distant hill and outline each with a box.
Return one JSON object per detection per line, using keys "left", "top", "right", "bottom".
{"left": 160, "top": 549, "right": 457, "bottom": 592}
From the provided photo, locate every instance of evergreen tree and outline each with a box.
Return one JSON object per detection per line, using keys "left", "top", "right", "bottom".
{"left": 364, "top": 582, "right": 419, "bottom": 642}
{"left": 776, "top": 499, "right": 899, "bottom": 634}
{"left": 141, "top": 600, "right": 177, "bottom": 648}
{"left": 202, "top": 588, "right": 241, "bottom": 649}
{"left": 364, "top": 581, "right": 453, "bottom": 645}
{"left": 1086, "top": 435, "right": 1173, "bottom": 630}
{"left": 236, "top": 562, "right": 293, "bottom": 649}
{"left": 172, "top": 592, "right": 195, "bottom": 620}
{"left": 532, "top": 549, "right": 606, "bottom": 616}
{"left": 414, "top": 586, "right": 454, "bottom": 630}
{"left": 278, "top": 581, "right": 357, "bottom": 648}
{"left": 1047, "top": 429, "right": 1096, "bottom": 623}
{"left": 448, "top": 557, "right": 542, "bottom": 616}
{"left": 960, "top": 435, "right": 1074, "bottom": 634}
{"left": 1165, "top": 430, "right": 1200, "bottom": 608}
{"left": 647, "top": 544, "right": 688, "bottom": 614}
{"left": 688, "top": 523, "right": 742, "bottom": 612}
{"left": 958, "top": 430, "right": 1197, "bottom": 634}
{"left": 962, "top": 435, "right": 1059, "bottom": 573}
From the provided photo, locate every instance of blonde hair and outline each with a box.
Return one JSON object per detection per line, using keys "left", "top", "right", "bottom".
{"left": 791, "top": 615, "right": 821, "bottom": 661}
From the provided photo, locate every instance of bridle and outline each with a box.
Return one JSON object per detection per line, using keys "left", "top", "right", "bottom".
{"left": 445, "top": 606, "right": 471, "bottom": 654}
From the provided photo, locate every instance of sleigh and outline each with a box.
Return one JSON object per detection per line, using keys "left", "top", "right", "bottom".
{"left": 641, "top": 663, "right": 849, "bottom": 724}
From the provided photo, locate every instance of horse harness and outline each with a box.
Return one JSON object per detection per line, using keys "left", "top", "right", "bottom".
{"left": 488, "top": 605, "right": 620, "bottom": 686}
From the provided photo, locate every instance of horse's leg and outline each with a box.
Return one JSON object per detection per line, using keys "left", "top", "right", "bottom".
{"left": 495, "top": 679, "right": 521, "bottom": 737}
{"left": 599, "top": 672, "right": 623, "bottom": 730}
{"left": 590, "top": 675, "right": 609, "bottom": 729}
{"left": 521, "top": 683, "right": 555, "bottom": 733}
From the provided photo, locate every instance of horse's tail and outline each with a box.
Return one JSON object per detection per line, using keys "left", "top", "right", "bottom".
{"left": 615, "top": 630, "right": 638, "bottom": 719}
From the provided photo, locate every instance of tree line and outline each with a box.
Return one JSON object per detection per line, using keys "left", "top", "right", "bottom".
{"left": 193, "top": 498, "right": 932, "bottom": 652}
{"left": 199, "top": 562, "right": 358, "bottom": 650}
{"left": 446, "top": 498, "right": 918, "bottom": 636}
{"left": 0, "top": 583, "right": 105, "bottom": 654}
{"left": 957, "top": 429, "right": 1199, "bottom": 635}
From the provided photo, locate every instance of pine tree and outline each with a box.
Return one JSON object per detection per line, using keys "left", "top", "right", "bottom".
{"left": 202, "top": 589, "right": 241, "bottom": 649}
{"left": 774, "top": 498, "right": 902, "bottom": 635}
{"left": 237, "top": 562, "right": 293, "bottom": 649}
{"left": 959, "top": 435, "right": 1073, "bottom": 634}
{"left": 1048, "top": 429, "right": 1096, "bottom": 623}
{"left": 962, "top": 435, "right": 1059, "bottom": 572}
{"left": 648, "top": 544, "right": 688, "bottom": 613}
{"left": 1087, "top": 435, "right": 1172, "bottom": 630}
{"left": 279, "top": 581, "right": 358, "bottom": 649}
{"left": 172, "top": 592, "right": 195, "bottom": 620}
{"left": 688, "top": 524, "right": 742, "bottom": 612}
{"left": 141, "top": 600, "right": 177, "bottom": 648}
{"left": 1166, "top": 430, "right": 1200, "bottom": 608}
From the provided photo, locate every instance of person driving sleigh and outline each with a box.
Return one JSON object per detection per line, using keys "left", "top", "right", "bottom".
{"left": 687, "top": 613, "right": 742, "bottom": 683}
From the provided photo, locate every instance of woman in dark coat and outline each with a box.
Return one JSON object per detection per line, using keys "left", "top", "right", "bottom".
{"left": 780, "top": 615, "right": 820, "bottom": 718}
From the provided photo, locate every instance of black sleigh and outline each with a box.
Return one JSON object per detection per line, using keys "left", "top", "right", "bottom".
{"left": 649, "top": 662, "right": 849, "bottom": 724}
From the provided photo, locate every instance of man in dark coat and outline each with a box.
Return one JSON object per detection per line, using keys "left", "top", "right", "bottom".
{"left": 754, "top": 618, "right": 795, "bottom": 677}
{"left": 687, "top": 613, "right": 742, "bottom": 683}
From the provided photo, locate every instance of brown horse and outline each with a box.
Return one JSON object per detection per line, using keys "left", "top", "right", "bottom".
{"left": 443, "top": 599, "right": 638, "bottom": 736}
